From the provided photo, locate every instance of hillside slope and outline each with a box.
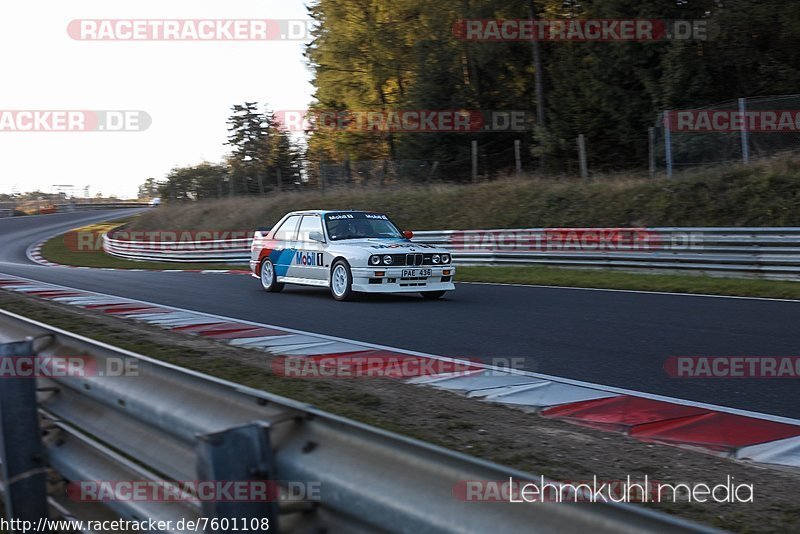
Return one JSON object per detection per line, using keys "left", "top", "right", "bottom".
{"left": 129, "top": 157, "right": 800, "bottom": 232}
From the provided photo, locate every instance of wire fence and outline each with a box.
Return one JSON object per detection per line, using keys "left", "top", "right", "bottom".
{"left": 314, "top": 138, "right": 533, "bottom": 187}
{"left": 314, "top": 95, "right": 800, "bottom": 186}
{"left": 652, "top": 94, "right": 800, "bottom": 175}
{"left": 319, "top": 159, "right": 435, "bottom": 186}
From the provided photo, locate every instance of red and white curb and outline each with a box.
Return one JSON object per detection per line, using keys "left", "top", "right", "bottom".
{"left": 25, "top": 240, "right": 249, "bottom": 275}
{"left": 1, "top": 272, "right": 799, "bottom": 470}
{"left": 27, "top": 241, "right": 62, "bottom": 268}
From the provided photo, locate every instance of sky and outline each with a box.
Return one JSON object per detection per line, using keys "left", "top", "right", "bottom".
{"left": 0, "top": 0, "right": 314, "bottom": 199}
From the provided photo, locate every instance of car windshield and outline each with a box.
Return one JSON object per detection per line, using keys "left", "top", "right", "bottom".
{"left": 325, "top": 212, "right": 404, "bottom": 241}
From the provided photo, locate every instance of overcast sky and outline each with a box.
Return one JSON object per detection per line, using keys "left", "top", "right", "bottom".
{"left": 0, "top": 0, "right": 313, "bottom": 198}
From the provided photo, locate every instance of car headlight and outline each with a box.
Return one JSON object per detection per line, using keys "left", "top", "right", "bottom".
{"left": 370, "top": 255, "right": 381, "bottom": 266}
{"left": 432, "top": 254, "right": 441, "bottom": 264}
{"left": 383, "top": 255, "right": 393, "bottom": 265}
{"left": 441, "top": 254, "right": 450, "bottom": 264}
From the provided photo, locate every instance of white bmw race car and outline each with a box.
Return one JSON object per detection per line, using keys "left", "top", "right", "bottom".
{"left": 250, "top": 210, "right": 456, "bottom": 301}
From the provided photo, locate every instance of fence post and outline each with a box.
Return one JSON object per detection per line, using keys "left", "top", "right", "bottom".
{"left": 577, "top": 134, "right": 588, "bottom": 180}
{"left": 196, "top": 423, "right": 278, "bottom": 533}
{"left": 471, "top": 140, "right": 478, "bottom": 183}
{"left": 664, "top": 110, "right": 673, "bottom": 178}
{"left": 344, "top": 154, "right": 352, "bottom": 183}
{"left": 0, "top": 339, "right": 49, "bottom": 524}
{"left": 739, "top": 97, "right": 750, "bottom": 164}
{"left": 648, "top": 126, "right": 656, "bottom": 179}
{"left": 514, "top": 140, "right": 522, "bottom": 176}
{"left": 427, "top": 161, "right": 439, "bottom": 183}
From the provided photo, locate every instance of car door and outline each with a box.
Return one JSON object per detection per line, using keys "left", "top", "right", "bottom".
{"left": 294, "top": 214, "right": 327, "bottom": 284}
{"left": 270, "top": 215, "right": 301, "bottom": 280}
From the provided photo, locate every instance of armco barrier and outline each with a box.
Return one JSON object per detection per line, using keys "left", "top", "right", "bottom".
{"left": 0, "top": 202, "right": 148, "bottom": 218}
{"left": 102, "top": 227, "right": 800, "bottom": 280}
{"left": 0, "top": 310, "right": 711, "bottom": 533}
{"left": 56, "top": 202, "right": 151, "bottom": 211}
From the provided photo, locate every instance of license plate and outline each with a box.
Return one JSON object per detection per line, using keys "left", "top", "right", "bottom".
{"left": 402, "top": 269, "right": 432, "bottom": 278}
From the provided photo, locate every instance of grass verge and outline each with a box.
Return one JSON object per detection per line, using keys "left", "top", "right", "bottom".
{"left": 458, "top": 266, "right": 800, "bottom": 299}
{"left": 39, "top": 223, "right": 246, "bottom": 271}
{"left": 129, "top": 155, "right": 800, "bottom": 232}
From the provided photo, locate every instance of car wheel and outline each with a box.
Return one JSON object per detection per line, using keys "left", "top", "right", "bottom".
{"left": 260, "top": 258, "right": 284, "bottom": 292}
{"left": 330, "top": 260, "right": 354, "bottom": 301}
{"left": 420, "top": 291, "right": 446, "bottom": 300}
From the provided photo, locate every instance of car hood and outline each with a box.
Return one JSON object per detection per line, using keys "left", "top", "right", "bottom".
{"left": 332, "top": 238, "right": 444, "bottom": 253}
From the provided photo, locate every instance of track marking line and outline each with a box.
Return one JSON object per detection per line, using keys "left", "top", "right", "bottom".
{"left": 458, "top": 280, "right": 800, "bottom": 303}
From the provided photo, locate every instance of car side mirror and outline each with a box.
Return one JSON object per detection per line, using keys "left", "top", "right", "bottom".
{"left": 309, "top": 231, "right": 325, "bottom": 243}
{"left": 403, "top": 230, "right": 414, "bottom": 239}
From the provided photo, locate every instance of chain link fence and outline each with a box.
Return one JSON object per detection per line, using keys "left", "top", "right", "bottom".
{"left": 652, "top": 94, "right": 800, "bottom": 175}
{"left": 317, "top": 96, "right": 800, "bottom": 185}
{"left": 314, "top": 136, "right": 533, "bottom": 187}
{"left": 318, "top": 159, "right": 436, "bottom": 186}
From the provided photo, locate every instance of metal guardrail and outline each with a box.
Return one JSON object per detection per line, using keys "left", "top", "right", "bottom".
{"left": 0, "top": 202, "right": 16, "bottom": 216}
{"left": 102, "top": 227, "right": 800, "bottom": 280}
{"left": 56, "top": 202, "right": 151, "bottom": 211}
{"left": 0, "top": 310, "right": 711, "bottom": 533}
{"left": 0, "top": 202, "right": 149, "bottom": 218}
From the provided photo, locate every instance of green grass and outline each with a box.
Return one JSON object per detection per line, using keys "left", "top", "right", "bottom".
{"left": 40, "top": 232, "right": 247, "bottom": 271}
{"left": 458, "top": 265, "right": 800, "bottom": 299}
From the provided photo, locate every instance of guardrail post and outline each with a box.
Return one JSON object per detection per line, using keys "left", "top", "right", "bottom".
{"left": 0, "top": 339, "right": 49, "bottom": 523}
{"left": 196, "top": 423, "right": 278, "bottom": 533}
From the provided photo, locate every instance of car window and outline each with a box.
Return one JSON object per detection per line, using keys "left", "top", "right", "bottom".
{"left": 325, "top": 212, "right": 404, "bottom": 241}
{"left": 273, "top": 215, "right": 301, "bottom": 241}
{"left": 298, "top": 215, "right": 324, "bottom": 242}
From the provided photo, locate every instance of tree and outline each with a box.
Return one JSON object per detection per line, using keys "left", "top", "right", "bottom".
{"left": 226, "top": 103, "right": 302, "bottom": 194}
{"left": 137, "top": 177, "right": 161, "bottom": 199}
{"left": 306, "top": 0, "right": 799, "bottom": 176}
{"left": 157, "top": 163, "right": 228, "bottom": 202}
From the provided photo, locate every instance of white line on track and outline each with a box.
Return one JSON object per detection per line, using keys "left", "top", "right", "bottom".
{"left": 458, "top": 281, "right": 800, "bottom": 303}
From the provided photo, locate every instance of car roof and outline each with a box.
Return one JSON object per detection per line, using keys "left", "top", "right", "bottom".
{"left": 284, "top": 209, "right": 384, "bottom": 217}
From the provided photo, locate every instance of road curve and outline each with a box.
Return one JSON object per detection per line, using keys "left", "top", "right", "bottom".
{"left": 1, "top": 210, "right": 799, "bottom": 418}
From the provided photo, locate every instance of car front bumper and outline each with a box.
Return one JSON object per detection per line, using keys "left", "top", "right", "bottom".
{"left": 350, "top": 266, "right": 456, "bottom": 293}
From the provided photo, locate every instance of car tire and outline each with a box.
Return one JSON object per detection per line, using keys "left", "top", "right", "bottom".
{"left": 330, "top": 259, "right": 354, "bottom": 301}
{"left": 420, "top": 291, "right": 446, "bottom": 300}
{"left": 260, "top": 258, "right": 284, "bottom": 292}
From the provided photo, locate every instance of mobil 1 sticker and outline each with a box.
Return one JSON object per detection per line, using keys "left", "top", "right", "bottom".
{"left": 295, "top": 251, "right": 324, "bottom": 266}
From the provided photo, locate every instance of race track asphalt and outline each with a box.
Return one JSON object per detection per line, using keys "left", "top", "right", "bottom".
{"left": 1, "top": 210, "right": 799, "bottom": 418}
